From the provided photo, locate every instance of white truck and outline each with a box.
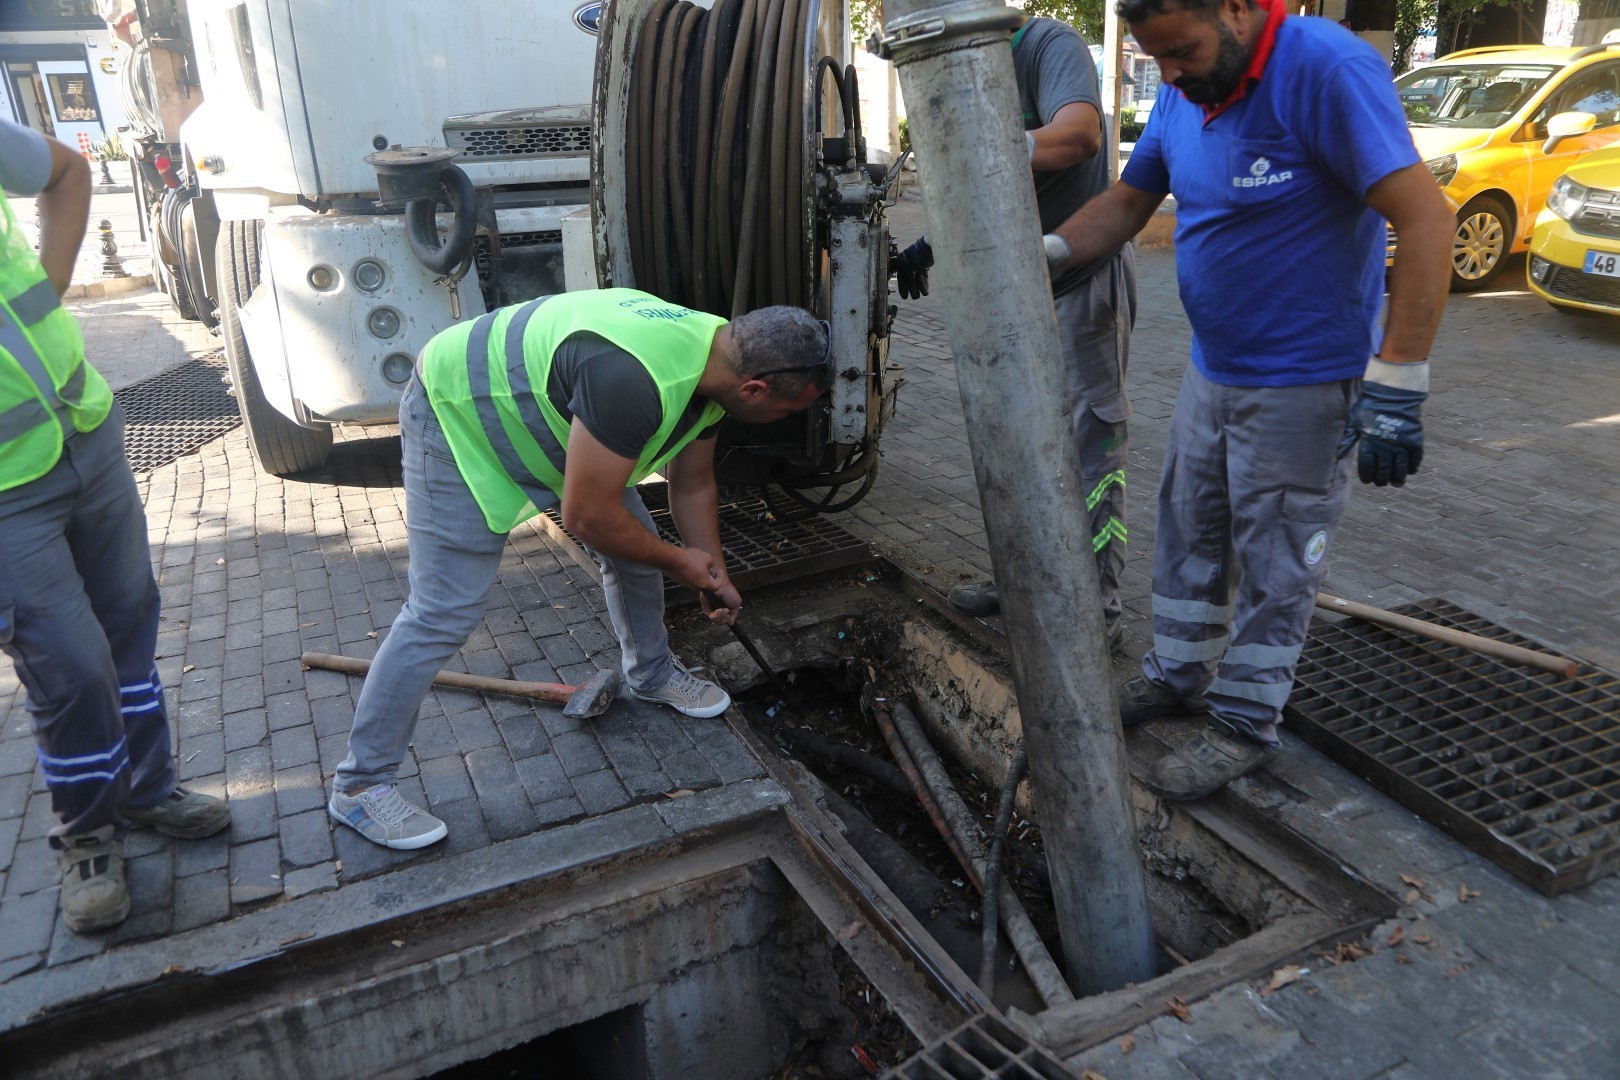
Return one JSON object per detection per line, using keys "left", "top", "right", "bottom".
{"left": 115, "top": 0, "right": 900, "bottom": 511}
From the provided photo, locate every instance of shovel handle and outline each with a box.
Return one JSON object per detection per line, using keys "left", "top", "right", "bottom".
{"left": 301, "top": 651, "right": 573, "bottom": 703}
{"left": 1313, "top": 595, "right": 1576, "bottom": 678}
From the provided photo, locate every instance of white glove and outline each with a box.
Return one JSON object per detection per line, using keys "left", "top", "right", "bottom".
{"left": 1042, "top": 234, "right": 1071, "bottom": 276}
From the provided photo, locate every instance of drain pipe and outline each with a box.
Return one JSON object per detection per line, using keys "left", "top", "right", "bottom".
{"left": 872, "top": 0, "right": 1159, "bottom": 993}
{"left": 888, "top": 701, "right": 1073, "bottom": 1009}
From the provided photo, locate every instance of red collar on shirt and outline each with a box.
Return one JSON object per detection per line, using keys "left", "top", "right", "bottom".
{"left": 1199, "top": 0, "right": 1286, "bottom": 123}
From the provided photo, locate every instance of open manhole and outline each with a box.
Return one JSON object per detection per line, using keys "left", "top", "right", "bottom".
{"left": 539, "top": 482, "right": 875, "bottom": 601}
{"left": 116, "top": 349, "right": 241, "bottom": 473}
{"left": 1288, "top": 597, "right": 1620, "bottom": 896}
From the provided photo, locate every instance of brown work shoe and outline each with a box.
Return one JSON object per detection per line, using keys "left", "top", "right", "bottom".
{"left": 58, "top": 826, "right": 130, "bottom": 933}
{"left": 1119, "top": 676, "right": 1207, "bottom": 726}
{"left": 124, "top": 786, "right": 231, "bottom": 839}
{"left": 1145, "top": 723, "right": 1278, "bottom": 801}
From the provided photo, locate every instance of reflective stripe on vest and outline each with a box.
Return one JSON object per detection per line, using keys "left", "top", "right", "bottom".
{"left": 422, "top": 288, "right": 728, "bottom": 533}
{"left": 0, "top": 196, "right": 113, "bottom": 492}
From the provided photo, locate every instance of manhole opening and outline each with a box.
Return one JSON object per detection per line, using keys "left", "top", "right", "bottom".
{"left": 1290, "top": 597, "right": 1620, "bottom": 895}
{"left": 676, "top": 572, "right": 1389, "bottom": 1051}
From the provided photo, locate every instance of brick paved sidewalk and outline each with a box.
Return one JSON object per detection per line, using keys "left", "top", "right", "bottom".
{"left": 1, "top": 199, "right": 1618, "bottom": 1074}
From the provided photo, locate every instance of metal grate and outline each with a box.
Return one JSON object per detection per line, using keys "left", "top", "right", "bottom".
{"left": 117, "top": 349, "right": 241, "bottom": 473}
{"left": 1288, "top": 598, "right": 1620, "bottom": 895}
{"left": 885, "top": 1014, "right": 1079, "bottom": 1079}
{"left": 473, "top": 230, "right": 563, "bottom": 277}
{"left": 1545, "top": 265, "right": 1620, "bottom": 307}
{"left": 445, "top": 124, "right": 591, "bottom": 160}
{"left": 539, "top": 483, "right": 873, "bottom": 601}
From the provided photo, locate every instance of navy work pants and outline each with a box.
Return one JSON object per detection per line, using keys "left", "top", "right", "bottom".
{"left": 0, "top": 405, "right": 173, "bottom": 846}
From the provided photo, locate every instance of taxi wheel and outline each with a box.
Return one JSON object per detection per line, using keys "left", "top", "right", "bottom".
{"left": 1451, "top": 196, "right": 1512, "bottom": 292}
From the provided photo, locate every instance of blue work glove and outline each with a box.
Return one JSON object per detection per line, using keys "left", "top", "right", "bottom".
{"left": 892, "top": 236, "right": 933, "bottom": 300}
{"left": 1337, "top": 358, "right": 1429, "bottom": 487}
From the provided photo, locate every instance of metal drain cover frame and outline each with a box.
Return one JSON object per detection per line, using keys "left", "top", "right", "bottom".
{"left": 539, "top": 483, "right": 874, "bottom": 601}
{"left": 117, "top": 350, "right": 241, "bottom": 473}
{"left": 885, "top": 1013, "right": 1079, "bottom": 1079}
{"left": 1288, "top": 597, "right": 1620, "bottom": 896}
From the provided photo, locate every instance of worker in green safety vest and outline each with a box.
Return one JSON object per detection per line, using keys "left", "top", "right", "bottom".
{"left": 0, "top": 118, "right": 230, "bottom": 935}
{"left": 329, "top": 290, "right": 830, "bottom": 850}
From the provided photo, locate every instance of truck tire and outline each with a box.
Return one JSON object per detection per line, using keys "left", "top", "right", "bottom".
{"left": 218, "top": 219, "right": 333, "bottom": 476}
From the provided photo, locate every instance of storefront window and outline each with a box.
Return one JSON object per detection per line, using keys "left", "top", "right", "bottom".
{"left": 47, "top": 73, "right": 99, "bottom": 122}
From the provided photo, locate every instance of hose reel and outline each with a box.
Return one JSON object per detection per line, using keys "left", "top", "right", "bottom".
{"left": 595, "top": 0, "right": 900, "bottom": 515}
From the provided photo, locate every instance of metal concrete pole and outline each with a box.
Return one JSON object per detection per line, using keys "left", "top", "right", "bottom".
{"left": 875, "top": 0, "right": 1158, "bottom": 995}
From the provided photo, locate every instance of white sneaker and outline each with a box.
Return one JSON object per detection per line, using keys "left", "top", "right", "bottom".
{"left": 328, "top": 784, "right": 447, "bottom": 850}
{"left": 632, "top": 663, "right": 731, "bottom": 718}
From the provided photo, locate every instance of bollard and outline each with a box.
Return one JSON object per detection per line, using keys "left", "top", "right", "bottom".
{"left": 99, "top": 158, "right": 116, "bottom": 187}
{"left": 98, "top": 219, "right": 129, "bottom": 278}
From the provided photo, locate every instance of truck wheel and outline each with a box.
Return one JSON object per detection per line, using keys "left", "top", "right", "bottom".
{"left": 218, "top": 219, "right": 333, "bottom": 476}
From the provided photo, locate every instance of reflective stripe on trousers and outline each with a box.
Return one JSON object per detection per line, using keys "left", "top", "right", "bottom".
{"left": 1142, "top": 365, "right": 1355, "bottom": 746}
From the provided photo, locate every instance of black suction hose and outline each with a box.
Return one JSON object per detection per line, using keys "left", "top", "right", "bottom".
{"left": 979, "top": 741, "right": 1029, "bottom": 992}
{"left": 405, "top": 165, "right": 477, "bottom": 276}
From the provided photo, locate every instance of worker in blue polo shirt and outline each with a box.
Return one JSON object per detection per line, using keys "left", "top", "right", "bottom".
{"left": 1041, "top": 0, "right": 1451, "bottom": 798}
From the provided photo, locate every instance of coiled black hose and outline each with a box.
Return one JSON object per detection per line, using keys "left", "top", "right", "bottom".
{"left": 626, "top": 0, "right": 859, "bottom": 318}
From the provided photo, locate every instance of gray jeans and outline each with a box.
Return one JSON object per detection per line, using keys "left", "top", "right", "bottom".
{"left": 334, "top": 377, "right": 676, "bottom": 792}
{"left": 1055, "top": 246, "right": 1136, "bottom": 628}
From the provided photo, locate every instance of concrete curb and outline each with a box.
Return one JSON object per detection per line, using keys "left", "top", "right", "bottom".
{"left": 65, "top": 274, "right": 154, "bottom": 302}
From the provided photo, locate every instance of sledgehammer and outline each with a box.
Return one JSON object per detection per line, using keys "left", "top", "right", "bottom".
{"left": 300, "top": 652, "right": 624, "bottom": 718}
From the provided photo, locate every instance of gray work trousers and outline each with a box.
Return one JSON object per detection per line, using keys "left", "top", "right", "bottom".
{"left": 1142, "top": 366, "right": 1356, "bottom": 747}
{"left": 334, "top": 377, "right": 676, "bottom": 793}
{"left": 1054, "top": 246, "right": 1136, "bottom": 629}
{"left": 0, "top": 404, "right": 174, "bottom": 847}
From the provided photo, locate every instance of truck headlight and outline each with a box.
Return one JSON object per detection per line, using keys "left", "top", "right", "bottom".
{"left": 1424, "top": 154, "right": 1457, "bottom": 188}
{"left": 1547, "top": 176, "right": 1588, "bottom": 222}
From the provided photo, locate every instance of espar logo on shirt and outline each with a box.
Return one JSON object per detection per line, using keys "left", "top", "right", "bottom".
{"left": 1233, "top": 155, "right": 1295, "bottom": 189}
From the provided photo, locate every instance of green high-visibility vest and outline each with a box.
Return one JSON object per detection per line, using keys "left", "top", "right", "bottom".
{"left": 420, "top": 288, "right": 728, "bottom": 533}
{"left": 0, "top": 197, "right": 113, "bottom": 492}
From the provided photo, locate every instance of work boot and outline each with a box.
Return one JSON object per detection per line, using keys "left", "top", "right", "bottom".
{"left": 330, "top": 784, "right": 448, "bottom": 850}
{"left": 1119, "top": 676, "right": 1208, "bottom": 726}
{"left": 1145, "top": 721, "right": 1278, "bottom": 801}
{"left": 58, "top": 826, "right": 130, "bottom": 933}
{"left": 633, "top": 663, "right": 730, "bottom": 718}
{"left": 124, "top": 786, "right": 231, "bottom": 839}
{"left": 947, "top": 580, "right": 999, "bottom": 617}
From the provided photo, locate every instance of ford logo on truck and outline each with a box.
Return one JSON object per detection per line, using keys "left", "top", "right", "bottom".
{"left": 575, "top": 3, "right": 602, "bottom": 33}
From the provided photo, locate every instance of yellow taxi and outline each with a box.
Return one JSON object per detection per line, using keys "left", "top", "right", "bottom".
{"left": 1529, "top": 143, "right": 1620, "bottom": 314}
{"left": 1392, "top": 43, "right": 1620, "bottom": 291}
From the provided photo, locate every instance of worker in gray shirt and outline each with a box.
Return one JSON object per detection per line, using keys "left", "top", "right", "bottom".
{"left": 0, "top": 118, "right": 229, "bottom": 934}
{"left": 893, "top": 17, "right": 1136, "bottom": 651}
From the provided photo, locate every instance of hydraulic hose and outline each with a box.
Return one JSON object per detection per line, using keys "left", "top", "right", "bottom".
{"left": 404, "top": 165, "right": 477, "bottom": 277}
{"left": 980, "top": 740, "right": 1028, "bottom": 993}
{"left": 625, "top": 0, "right": 850, "bottom": 317}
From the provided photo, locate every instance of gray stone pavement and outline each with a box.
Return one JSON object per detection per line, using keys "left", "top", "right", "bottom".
{"left": 6, "top": 187, "right": 154, "bottom": 287}
{"left": 0, "top": 190, "right": 1618, "bottom": 1073}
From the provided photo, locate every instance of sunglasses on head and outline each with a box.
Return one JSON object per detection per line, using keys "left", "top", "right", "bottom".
{"left": 748, "top": 319, "right": 833, "bottom": 384}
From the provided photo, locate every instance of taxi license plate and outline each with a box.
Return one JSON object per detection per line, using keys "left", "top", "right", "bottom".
{"left": 1585, "top": 250, "right": 1620, "bottom": 278}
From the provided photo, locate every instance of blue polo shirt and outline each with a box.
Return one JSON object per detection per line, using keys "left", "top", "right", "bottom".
{"left": 1121, "top": 16, "right": 1420, "bottom": 387}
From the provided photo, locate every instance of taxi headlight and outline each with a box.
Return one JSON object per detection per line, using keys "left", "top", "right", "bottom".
{"left": 1547, "top": 176, "right": 1589, "bottom": 221}
{"left": 1424, "top": 154, "right": 1458, "bottom": 188}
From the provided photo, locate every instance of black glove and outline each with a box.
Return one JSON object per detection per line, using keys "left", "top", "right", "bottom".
{"left": 1337, "top": 364, "right": 1427, "bottom": 487}
{"left": 892, "top": 236, "right": 934, "bottom": 300}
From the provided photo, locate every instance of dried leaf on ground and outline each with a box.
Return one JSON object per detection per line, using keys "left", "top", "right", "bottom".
{"left": 366, "top": 631, "right": 377, "bottom": 638}
{"left": 1387, "top": 924, "right": 1406, "bottom": 947}
{"left": 1413, "top": 933, "right": 1433, "bottom": 946}
{"left": 1082, "top": 1070, "right": 1109, "bottom": 1080}
{"left": 1445, "top": 963, "right": 1473, "bottom": 978}
{"left": 663, "top": 788, "right": 696, "bottom": 799}
{"left": 182, "top": 664, "right": 195, "bottom": 674}
{"left": 1119, "top": 1034, "right": 1136, "bottom": 1055}
{"left": 837, "top": 920, "right": 864, "bottom": 942}
{"left": 1319, "top": 941, "right": 1374, "bottom": 966}
{"left": 1167, "top": 996, "right": 1193, "bottom": 1024}
{"left": 1396, "top": 953, "right": 1412, "bottom": 965}
{"left": 1400, "top": 873, "right": 1436, "bottom": 904}
{"left": 1458, "top": 884, "right": 1482, "bottom": 903}
{"left": 1261, "top": 964, "right": 1305, "bottom": 997}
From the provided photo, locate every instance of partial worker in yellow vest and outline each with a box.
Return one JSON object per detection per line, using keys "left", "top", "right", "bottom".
{"left": 329, "top": 289, "right": 829, "bottom": 850}
{"left": 0, "top": 118, "right": 230, "bottom": 933}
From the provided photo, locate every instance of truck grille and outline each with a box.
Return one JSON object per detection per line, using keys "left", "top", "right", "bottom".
{"left": 445, "top": 124, "right": 591, "bottom": 160}
{"left": 1545, "top": 265, "right": 1620, "bottom": 308}
{"left": 1571, "top": 188, "right": 1620, "bottom": 241}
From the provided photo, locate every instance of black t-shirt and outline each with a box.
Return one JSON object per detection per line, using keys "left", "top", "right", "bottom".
{"left": 548, "top": 331, "right": 719, "bottom": 465}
